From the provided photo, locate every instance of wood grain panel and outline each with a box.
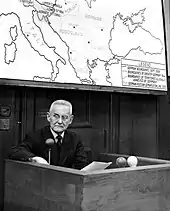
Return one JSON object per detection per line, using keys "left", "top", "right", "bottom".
{"left": 158, "top": 91, "right": 170, "bottom": 159}
{"left": 0, "top": 87, "right": 21, "bottom": 211}
{"left": 132, "top": 95, "right": 158, "bottom": 157}
{"left": 4, "top": 160, "right": 84, "bottom": 211}
{"left": 4, "top": 158, "right": 170, "bottom": 211}
{"left": 82, "top": 165, "right": 170, "bottom": 211}
{"left": 119, "top": 95, "right": 133, "bottom": 154}
{"left": 119, "top": 94, "right": 158, "bottom": 157}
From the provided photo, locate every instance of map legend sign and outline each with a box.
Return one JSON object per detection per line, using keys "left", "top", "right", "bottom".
{"left": 122, "top": 59, "right": 167, "bottom": 90}
{"left": 0, "top": 0, "right": 168, "bottom": 94}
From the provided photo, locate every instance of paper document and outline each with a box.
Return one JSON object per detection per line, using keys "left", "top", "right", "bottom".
{"left": 81, "top": 161, "right": 112, "bottom": 172}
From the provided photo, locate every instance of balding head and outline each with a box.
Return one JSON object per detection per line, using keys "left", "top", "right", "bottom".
{"left": 49, "top": 100, "right": 72, "bottom": 114}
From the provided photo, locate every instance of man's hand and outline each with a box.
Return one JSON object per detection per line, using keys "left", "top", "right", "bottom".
{"left": 30, "top": 156, "right": 49, "bottom": 165}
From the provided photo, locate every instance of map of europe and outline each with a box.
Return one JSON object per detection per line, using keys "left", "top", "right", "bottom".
{"left": 0, "top": 0, "right": 167, "bottom": 91}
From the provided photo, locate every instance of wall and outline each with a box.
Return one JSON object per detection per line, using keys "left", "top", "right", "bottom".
{"left": 0, "top": 87, "right": 21, "bottom": 211}
{"left": 119, "top": 94, "right": 158, "bottom": 157}
{"left": 158, "top": 79, "right": 170, "bottom": 159}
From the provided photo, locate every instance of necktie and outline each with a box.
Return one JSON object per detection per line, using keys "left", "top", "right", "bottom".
{"left": 56, "top": 134, "right": 62, "bottom": 147}
{"left": 55, "top": 134, "right": 62, "bottom": 161}
{"left": 51, "top": 135, "right": 62, "bottom": 165}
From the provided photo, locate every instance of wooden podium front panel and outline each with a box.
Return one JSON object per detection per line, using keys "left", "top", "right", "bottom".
{"left": 4, "top": 156, "right": 170, "bottom": 211}
{"left": 4, "top": 160, "right": 84, "bottom": 211}
{"left": 81, "top": 157, "right": 170, "bottom": 211}
{"left": 82, "top": 165, "right": 170, "bottom": 211}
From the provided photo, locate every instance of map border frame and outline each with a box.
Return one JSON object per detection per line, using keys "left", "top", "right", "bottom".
{"left": 0, "top": 78, "right": 167, "bottom": 95}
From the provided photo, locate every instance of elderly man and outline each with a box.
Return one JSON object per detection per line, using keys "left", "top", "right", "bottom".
{"left": 9, "top": 100, "right": 88, "bottom": 170}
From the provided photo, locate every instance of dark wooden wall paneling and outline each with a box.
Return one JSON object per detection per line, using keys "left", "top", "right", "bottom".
{"left": 0, "top": 88, "right": 21, "bottom": 211}
{"left": 159, "top": 93, "right": 170, "bottom": 159}
{"left": 119, "top": 94, "right": 158, "bottom": 157}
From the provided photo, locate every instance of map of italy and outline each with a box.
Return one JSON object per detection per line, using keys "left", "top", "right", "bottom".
{"left": 0, "top": 0, "right": 167, "bottom": 91}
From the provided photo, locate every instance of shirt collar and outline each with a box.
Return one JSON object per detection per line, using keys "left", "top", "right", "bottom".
{"left": 50, "top": 128, "right": 64, "bottom": 143}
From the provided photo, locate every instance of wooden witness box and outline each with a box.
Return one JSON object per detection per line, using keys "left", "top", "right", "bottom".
{"left": 4, "top": 153, "right": 170, "bottom": 211}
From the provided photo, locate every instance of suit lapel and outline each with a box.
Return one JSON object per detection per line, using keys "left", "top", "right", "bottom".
{"left": 59, "top": 131, "right": 72, "bottom": 165}
{"left": 43, "top": 126, "right": 54, "bottom": 142}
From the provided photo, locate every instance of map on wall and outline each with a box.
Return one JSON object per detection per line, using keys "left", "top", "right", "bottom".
{"left": 0, "top": 0, "right": 168, "bottom": 92}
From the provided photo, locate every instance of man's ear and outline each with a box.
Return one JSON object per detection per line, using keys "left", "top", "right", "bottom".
{"left": 69, "top": 115, "right": 74, "bottom": 124}
{"left": 47, "top": 112, "right": 50, "bottom": 122}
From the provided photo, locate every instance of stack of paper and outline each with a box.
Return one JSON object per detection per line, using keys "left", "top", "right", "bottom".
{"left": 81, "top": 161, "right": 112, "bottom": 172}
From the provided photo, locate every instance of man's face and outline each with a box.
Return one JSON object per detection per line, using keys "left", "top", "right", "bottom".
{"left": 47, "top": 104, "right": 74, "bottom": 133}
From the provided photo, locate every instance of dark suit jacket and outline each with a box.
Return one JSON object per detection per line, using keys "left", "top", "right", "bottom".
{"left": 9, "top": 126, "right": 88, "bottom": 170}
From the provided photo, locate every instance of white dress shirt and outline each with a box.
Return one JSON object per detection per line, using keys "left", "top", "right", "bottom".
{"left": 50, "top": 128, "right": 64, "bottom": 144}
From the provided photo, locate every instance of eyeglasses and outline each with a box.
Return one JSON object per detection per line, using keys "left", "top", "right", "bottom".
{"left": 52, "top": 113, "right": 70, "bottom": 122}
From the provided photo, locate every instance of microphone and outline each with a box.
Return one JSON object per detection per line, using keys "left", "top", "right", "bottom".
{"left": 45, "top": 138, "right": 55, "bottom": 164}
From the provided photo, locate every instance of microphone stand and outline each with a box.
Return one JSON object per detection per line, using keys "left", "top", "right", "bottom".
{"left": 48, "top": 148, "right": 51, "bottom": 165}
{"left": 45, "top": 138, "right": 55, "bottom": 165}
